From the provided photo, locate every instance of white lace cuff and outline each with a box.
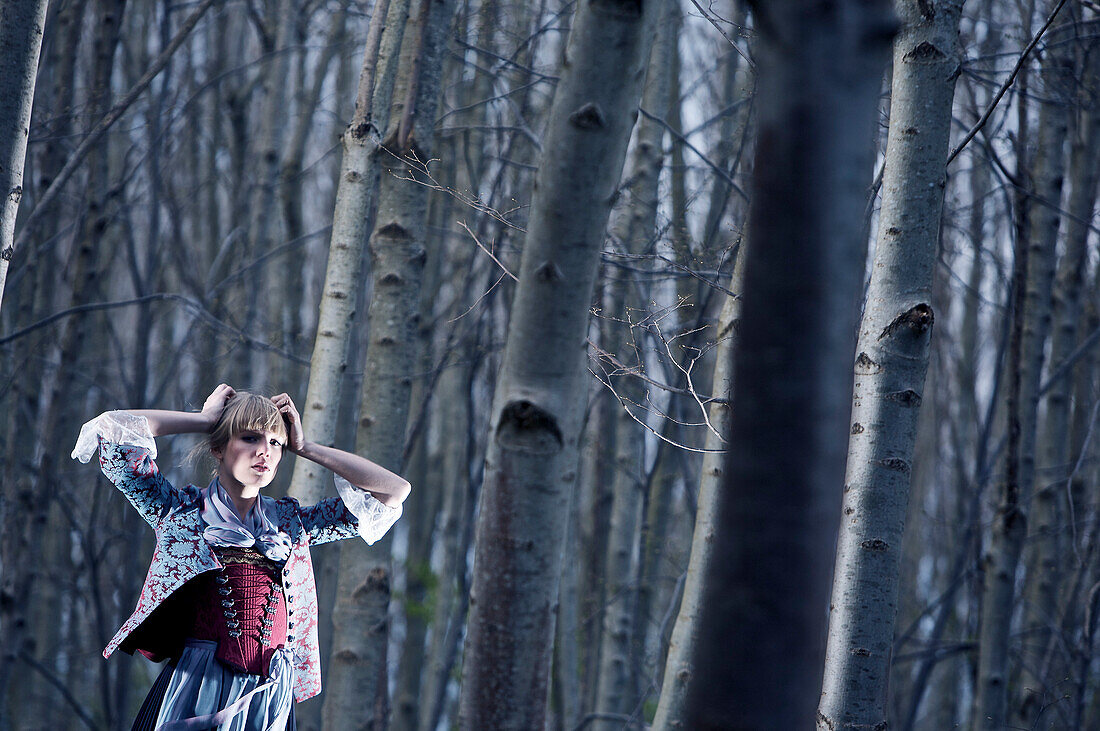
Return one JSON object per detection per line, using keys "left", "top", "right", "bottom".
{"left": 333, "top": 474, "right": 402, "bottom": 545}
{"left": 71, "top": 411, "right": 157, "bottom": 463}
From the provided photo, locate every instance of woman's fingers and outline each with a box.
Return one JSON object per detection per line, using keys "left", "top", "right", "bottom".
{"left": 271, "top": 393, "right": 305, "bottom": 450}
{"left": 272, "top": 393, "right": 300, "bottom": 418}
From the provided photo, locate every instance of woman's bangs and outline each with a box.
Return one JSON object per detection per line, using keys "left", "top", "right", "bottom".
{"left": 229, "top": 396, "right": 287, "bottom": 441}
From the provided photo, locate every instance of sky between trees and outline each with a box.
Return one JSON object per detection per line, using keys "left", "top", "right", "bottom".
{"left": 2, "top": 0, "right": 1100, "bottom": 728}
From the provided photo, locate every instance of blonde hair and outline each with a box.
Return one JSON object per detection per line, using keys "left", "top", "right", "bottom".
{"left": 188, "top": 391, "right": 288, "bottom": 474}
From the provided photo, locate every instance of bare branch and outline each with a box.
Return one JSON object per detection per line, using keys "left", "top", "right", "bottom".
{"left": 0, "top": 293, "right": 309, "bottom": 364}
{"left": 13, "top": 0, "right": 218, "bottom": 249}
{"left": 458, "top": 220, "right": 517, "bottom": 281}
{"left": 16, "top": 651, "right": 98, "bottom": 730}
{"left": 947, "top": 0, "right": 1070, "bottom": 165}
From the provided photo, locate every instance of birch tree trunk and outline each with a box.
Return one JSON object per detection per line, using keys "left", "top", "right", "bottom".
{"left": 289, "top": 0, "right": 398, "bottom": 507}
{"left": 288, "top": 11, "right": 398, "bottom": 724}
{"left": 683, "top": 0, "right": 896, "bottom": 726}
{"left": 0, "top": 0, "right": 50, "bottom": 706}
{"left": 1019, "top": 20, "right": 1083, "bottom": 719}
{"left": 240, "top": 0, "right": 293, "bottom": 387}
{"left": 1026, "top": 32, "right": 1100, "bottom": 721}
{"left": 457, "top": 0, "right": 660, "bottom": 726}
{"left": 651, "top": 263, "right": 742, "bottom": 731}
{"left": 816, "top": 2, "right": 962, "bottom": 728}
{"left": 322, "top": 0, "right": 455, "bottom": 726}
{"left": 976, "top": 2, "right": 1067, "bottom": 725}
{"left": 0, "top": 0, "right": 49, "bottom": 316}
{"left": 592, "top": 3, "right": 672, "bottom": 722}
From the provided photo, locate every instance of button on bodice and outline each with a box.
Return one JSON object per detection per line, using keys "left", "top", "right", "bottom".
{"left": 187, "top": 546, "right": 289, "bottom": 675}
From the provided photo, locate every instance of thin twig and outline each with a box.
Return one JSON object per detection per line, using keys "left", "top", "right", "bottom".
{"left": 458, "top": 220, "right": 517, "bottom": 281}
{"left": 17, "top": 651, "right": 99, "bottom": 730}
{"left": 588, "top": 366, "right": 727, "bottom": 454}
{"left": 686, "top": 0, "right": 755, "bottom": 69}
{"left": 946, "top": 0, "right": 1070, "bottom": 165}
{"left": 1066, "top": 399, "right": 1100, "bottom": 566}
{"left": 587, "top": 337, "right": 727, "bottom": 406}
{"left": 603, "top": 251, "right": 738, "bottom": 298}
{"left": 0, "top": 293, "right": 309, "bottom": 364}
{"left": 14, "top": 0, "right": 218, "bottom": 249}
{"left": 637, "top": 107, "right": 749, "bottom": 202}
{"left": 448, "top": 272, "right": 509, "bottom": 324}
{"left": 653, "top": 319, "right": 724, "bottom": 441}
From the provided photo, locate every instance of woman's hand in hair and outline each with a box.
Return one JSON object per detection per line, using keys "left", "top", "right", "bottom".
{"left": 272, "top": 393, "right": 306, "bottom": 453}
{"left": 200, "top": 384, "right": 236, "bottom": 430}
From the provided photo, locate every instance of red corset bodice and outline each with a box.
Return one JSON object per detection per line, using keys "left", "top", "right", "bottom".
{"left": 185, "top": 546, "right": 289, "bottom": 675}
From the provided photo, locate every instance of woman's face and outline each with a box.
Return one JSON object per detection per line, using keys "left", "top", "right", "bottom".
{"left": 214, "top": 429, "right": 285, "bottom": 492}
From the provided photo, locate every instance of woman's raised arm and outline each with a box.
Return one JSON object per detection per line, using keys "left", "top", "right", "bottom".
{"left": 272, "top": 392, "right": 411, "bottom": 508}
{"left": 128, "top": 384, "right": 235, "bottom": 436}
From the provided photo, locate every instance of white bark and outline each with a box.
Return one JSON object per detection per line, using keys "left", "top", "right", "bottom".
{"left": 592, "top": 2, "right": 672, "bottom": 722}
{"left": 322, "top": 0, "right": 455, "bottom": 726}
{"left": 651, "top": 269, "right": 742, "bottom": 731}
{"left": 240, "top": 0, "right": 294, "bottom": 386}
{"left": 817, "top": 1, "right": 962, "bottom": 728}
{"left": 976, "top": 1, "right": 1069, "bottom": 725}
{"left": 0, "top": 0, "right": 49, "bottom": 317}
{"left": 1021, "top": 18, "right": 1088, "bottom": 712}
{"left": 456, "top": 0, "right": 660, "bottom": 726}
{"left": 289, "top": 0, "right": 396, "bottom": 507}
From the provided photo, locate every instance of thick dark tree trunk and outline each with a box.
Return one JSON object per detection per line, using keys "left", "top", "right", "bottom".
{"left": 684, "top": 0, "right": 896, "bottom": 727}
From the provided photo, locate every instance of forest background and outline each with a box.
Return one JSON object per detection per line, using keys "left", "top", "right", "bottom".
{"left": 2, "top": 0, "right": 1100, "bottom": 728}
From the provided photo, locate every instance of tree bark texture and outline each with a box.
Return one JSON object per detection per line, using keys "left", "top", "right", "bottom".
{"left": 239, "top": 0, "right": 294, "bottom": 387}
{"left": 817, "top": 1, "right": 961, "bottom": 728}
{"left": 289, "top": 0, "right": 397, "bottom": 507}
{"left": 416, "top": 348, "right": 473, "bottom": 731}
{"left": 0, "top": 0, "right": 49, "bottom": 316}
{"left": 651, "top": 266, "right": 742, "bottom": 731}
{"left": 684, "top": 0, "right": 896, "bottom": 727}
{"left": 976, "top": 1, "right": 1066, "bottom": 725}
{"left": 322, "top": 0, "right": 455, "bottom": 727}
{"left": 592, "top": 1, "right": 672, "bottom": 722}
{"left": 1018, "top": 18, "right": 1082, "bottom": 718}
{"left": 457, "top": 0, "right": 660, "bottom": 726}
{"left": 2, "top": 0, "right": 128, "bottom": 718}
{"left": 1024, "top": 34, "right": 1100, "bottom": 722}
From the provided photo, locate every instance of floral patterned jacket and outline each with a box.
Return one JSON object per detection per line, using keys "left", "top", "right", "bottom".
{"left": 96, "top": 440, "right": 396, "bottom": 702}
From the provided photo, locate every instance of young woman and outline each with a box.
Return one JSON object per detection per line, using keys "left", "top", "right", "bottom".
{"left": 71, "top": 384, "right": 410, "bottom": 730}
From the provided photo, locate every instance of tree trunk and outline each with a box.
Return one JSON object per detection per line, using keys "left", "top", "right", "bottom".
{"left": 1, "top": 0, "right": 128, "bottom": 719}
{"left": 651, "top": 263, "right": 742, "bottom": 731}
{"left": 683, "top": 0, "right": 895, "bottom": 726}
{"left": 0, "top": 0, "right": 51, "bottom": 710}
{"left": 1029, "top": 32, "right": 1100, "bottom": 723}
{"left": 289, "top": 0, "right": 398, "bottom": 507}
{"left": 1018, "top": 11, "right": 1077, "bottom": 713}
{"left": 416, "top": 343, "right": 474, "bottom": 731}
{"left": 457, "top": 0, "right": 660, "bottom": 726}
{"left": 975, "top": 1, "right": 1067, "bottom": 725}
{"left": 322, "top": 0, "right": 455, "bottom": 727}
{"left": 1021, "top": 21, "right": 1095, "bottom": 723}
{"left": 817, "top": 2, "right": 962, "bottom": 728}
{"left": 0, "top": 0, "right": 49, "bottom": 316}
{"left": 239, "top": 0, "right": 293, "bottom": 387}
{"left": 592, "top": 2, "right": 672, "bottom": 723}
